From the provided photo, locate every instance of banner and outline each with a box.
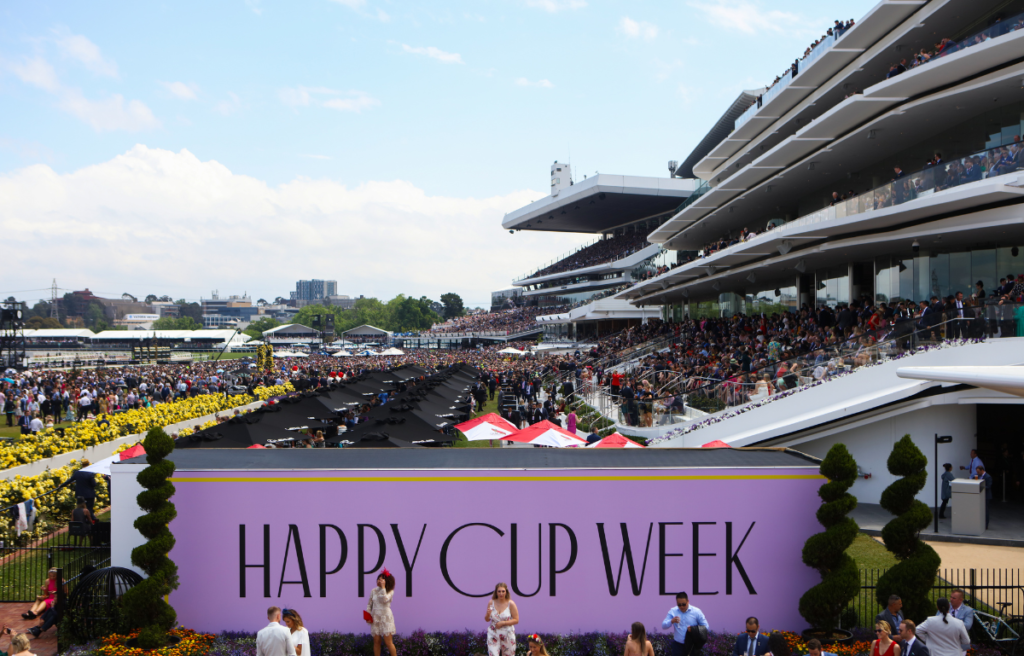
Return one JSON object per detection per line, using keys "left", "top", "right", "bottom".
{"left": 167, "top": 467, "right": 823, "bottom": 633}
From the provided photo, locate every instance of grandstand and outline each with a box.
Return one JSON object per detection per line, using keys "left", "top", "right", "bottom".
{"left": 505, "top": 0, "right": 1024, "bottom": 513}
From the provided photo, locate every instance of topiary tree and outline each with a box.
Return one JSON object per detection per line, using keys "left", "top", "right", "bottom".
{"left": 121, "top": 427, "right": 179, "bottom": 648}
{"left": 876, "top": 435, "right": 941, "bottom": 622}
{"left": 800, "top": 443, "right": 861, "bottom": 631}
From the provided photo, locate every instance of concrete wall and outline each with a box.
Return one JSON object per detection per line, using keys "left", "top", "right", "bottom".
{"left": 791, "top": 403, "right": 976, "bottom": 505}
{"left": 3, "top": 400, "right": 263, "bottom": 480}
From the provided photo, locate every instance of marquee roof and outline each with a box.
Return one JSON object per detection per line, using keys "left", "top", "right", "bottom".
{"left": 91, "top": 330, "right": 248, "bottom": 341}
{"left": 117, "top": 447, "right": 821, "bottom": 470}
{"left": 342, "top": 324, "right": 392, "bottom": 336}
{"left": 263, "top": 324, "right": 316, "bottom": 335}
{"left": 22, "top": 329, "right": 95, "bottom": 338}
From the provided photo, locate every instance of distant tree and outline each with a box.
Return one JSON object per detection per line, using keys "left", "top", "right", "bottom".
{"left": 152, "top": 316, "right": 200, "bottom": 331}
{"left": 273, "top": 297, "right": 287, "bottom": 305}
{"left": 85, "top": 302, "right": 109, "bottom": 330}
{"left": 440, "top": 293, "right": 465, "bottom": 319}
{"left": 144, "top": 294, "right": 159, "bottom": 304}
{"left": 158, "top": 296, "right": 172, "bottom": 303}
{"left": 244, "top": 317, "right": 280, "bottom": 340}
{"left": 122, "top": 293, "right": 137, "bottom": 302}
{"left": 30, "top": 301, "right": 52, "bottom": 318}
{"left": 25, "top": 316, "right": 62, "bottom": 330}
{"left": 174, "top": 298, "right": 187, "bottom": 305}
{"left": 176, "top": 302, "right": 203, "bottom": 323}
{"left": 256, "top": 298, "right": 268, "bottom": 307}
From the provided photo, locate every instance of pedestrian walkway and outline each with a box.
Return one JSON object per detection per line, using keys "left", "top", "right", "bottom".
{"left": 853, "top": 502, "right": 1024, "bottom": 547}
{"left": 0, "top": 603, "right": 57, "bottom": 656}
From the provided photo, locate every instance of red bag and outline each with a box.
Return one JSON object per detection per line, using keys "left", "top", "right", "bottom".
{"left": 363, "top": 611, "right": 373, "bottom": 622}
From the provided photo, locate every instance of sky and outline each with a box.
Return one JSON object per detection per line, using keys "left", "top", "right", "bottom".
{"left": 0, "top": 0, "right": 874, "bottom": 308}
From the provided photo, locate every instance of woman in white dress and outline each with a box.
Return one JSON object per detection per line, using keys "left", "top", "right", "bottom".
{"left": 366, "top": 568, "right": 397, "bottom": 656}
{"left": 484, "top": 582, "right": 519, "bottom": 656}
{"left": 283, "top": 609, "right": 311, "bottom": 656}
{"left": 916, "top": 598, "right": 971, "bottom": 656}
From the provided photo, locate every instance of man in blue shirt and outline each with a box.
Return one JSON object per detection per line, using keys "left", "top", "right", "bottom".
{"left": 662, "top": 592, "right": 709, "bottom": 656}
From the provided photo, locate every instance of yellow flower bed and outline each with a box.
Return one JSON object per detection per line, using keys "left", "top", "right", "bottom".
{"left": 0, "top": 460, "right": 110, "bottom": 543}
{"left": 94, "top": 627, "right": 216, "bottom": 656}
{"left": 0, "top": 383, "right": 294, "bottom": 471}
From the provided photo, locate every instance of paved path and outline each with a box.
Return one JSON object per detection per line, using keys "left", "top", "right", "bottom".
{"left": 0, "top": 603, "right": 57, "bottom": 656}
{"left": 853, "top": 502, "right": 1024, "bottom": 547}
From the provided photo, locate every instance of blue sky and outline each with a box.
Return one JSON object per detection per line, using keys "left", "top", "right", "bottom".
{"left": 0, "top": 0, "right": 874, "bottom": 307}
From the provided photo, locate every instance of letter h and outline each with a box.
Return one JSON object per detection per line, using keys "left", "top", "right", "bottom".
{"left": 240, "top": 524, "right": 271, "bottom": 597}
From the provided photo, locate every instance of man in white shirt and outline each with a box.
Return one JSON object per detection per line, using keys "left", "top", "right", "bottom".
{"left": 256, "top": 606, "right": 295, "bottom": 656}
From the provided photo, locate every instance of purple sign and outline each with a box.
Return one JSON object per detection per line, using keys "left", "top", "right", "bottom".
{"left": 167, "top": 467, "right": 823, "bottom": 634}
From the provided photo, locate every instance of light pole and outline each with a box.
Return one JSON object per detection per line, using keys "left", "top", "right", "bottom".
{"left": 934, "top": 433, "right": 952, "bottom": 533}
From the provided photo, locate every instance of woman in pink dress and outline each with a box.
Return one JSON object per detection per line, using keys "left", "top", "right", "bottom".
{"left": 23, "top": 569, "right": 58, "bottom": 620}
{"left": 566, "top": 410, "right": 577, "bottom": 435}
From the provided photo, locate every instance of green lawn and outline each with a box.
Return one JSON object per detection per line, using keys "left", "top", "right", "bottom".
{"left": 847, "top": 533, "right": 897, "bottom": 569}
{"left": 452, "top": 393, "right": 503, "bottom": 448}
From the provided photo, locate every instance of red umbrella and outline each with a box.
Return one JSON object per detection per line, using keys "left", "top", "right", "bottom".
{"left": 118, "top": 444, "right": 147, "bottom": 460}
{"left": 586, "top": 433, "right": 645, "bottom": 448}
{"left": 701, "top": 440, "right": 731, "bottom": 448}
{"left": 246, "top": 444, "right": 266, "bottom": 449}
{"left": 454, "top": 413, "right": 518, "bottom": 441}
{"left": 505, "top": 421, "right": 588, "bottom": 448}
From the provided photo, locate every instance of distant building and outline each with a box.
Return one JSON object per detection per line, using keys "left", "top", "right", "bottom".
{"left": 201, "top": 292, "right": 257, "bottom": 327}
{"left": 114, "top": 313, "right": 161, "bottom": 329}
{"left": 325, "top": 294, "right": 362, "bottom": 310}
{"left": 293, "top": 280, "right": 337, "bottom": 303}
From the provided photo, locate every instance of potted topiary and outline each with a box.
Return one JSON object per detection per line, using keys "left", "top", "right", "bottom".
{"left": 875, "top": 435, "right": 941, "bottom": 622}
{"left": 120, "top": 426, "right": 180, "bottom": 648}
{"left": 799, "top": 444, "right": 860, "bottom": 644}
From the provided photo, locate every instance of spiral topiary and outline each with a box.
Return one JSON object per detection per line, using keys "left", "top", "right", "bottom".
{"left": 121, "top": 426, "right": 179, "bottom": 648}
{"left": 799, "top": 443, "right": 861, "bottom": 631}
{"left": 876, "top": 435, "right": 941, "bottom": 622}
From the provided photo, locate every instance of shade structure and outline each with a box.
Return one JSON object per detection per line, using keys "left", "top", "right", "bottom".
{"left": 178, "top": 419, "right": 298, "bottom": 449}
{"left": 346, "top": 432, "right": 425, "bottom": 448}
{"left": 701, "top": 440, "right": 731, "bottom": 448}
{"left": 585, "top": 433, "right": 645, "bottom": 448}
{"left": 332, "top": 351, "right": 352, "bottom": 357}
{"left": 498, "top": 347, "right": 523, "bottom": 354}
{"left": 118, "top": 444, "right": 146, "bottom": 460}
{"left": 379, "top": 347, "right": 404, "bottom": 356}
{"left": 246, "top": 444, "right": 266, "bottom": 449}
{"left": 454, "top": 413, "right": 518, "bottom": 441}
{"left": 505, "top": 420, "right": 588, "bottom": 448}
{"left": 81, "top": 454, "right": 119, "bottom": 476}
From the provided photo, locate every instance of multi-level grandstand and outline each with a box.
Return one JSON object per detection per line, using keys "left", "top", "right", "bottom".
{"left": 502, "top": 0, "right": 1024, "bottom": 518}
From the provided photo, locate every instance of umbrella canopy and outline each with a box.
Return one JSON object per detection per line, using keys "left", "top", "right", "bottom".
{"left": 497, "top": 347, "right": 523, "bottom": 354}
{"left": 701, "top": 439, "right": 731, "bottom": 448}
{"left": 247, "top": 444, "right": 266, "bottom": 449}
{"left": 81, "top": 454, "right": 119, "bottom": 476}
{"left": 506, "top": 420, "right": 588, "bottom": 448}
{"left": 454, "top": 413, "right": 518, "bottom": 441}
{"left": 585, "top": 432, "right": 645, "bottom": 448}
{"left": 379, "top": 347, "right": 405, "bottom": 356}
{"left": 118, "top": 444, "right": 146, "bottom": 460}
{"left": 178, "top": 419, "right": 298, "bottom": 449}
{"left": 332, "top": 351, "right": 352, "bottom": 357}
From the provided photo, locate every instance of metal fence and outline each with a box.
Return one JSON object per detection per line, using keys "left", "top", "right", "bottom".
{"left": 0, "top": 521, "right": 112, "bottom": 603}
{"left": 842, "top": 568, "right": 1023, "bottom": 630}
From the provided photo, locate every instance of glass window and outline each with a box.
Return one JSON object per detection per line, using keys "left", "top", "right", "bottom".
{"left": 836, "top": 267, "right": 850, "bottom": 305}
{"left": 929, "top": 253, "right": 948, "bottom": 300}
{"left": 971, "top": 249, "right": 996, "bottom": 297}
{"left": 996, "top": 247, "right": 1020, "bottom": 289}
{"left": 899, "top": 258, "right": 914, "bottom": 302}
{"left": 876, "top": 257, "right": 892, "bottom": 304}
{"left": 949, "top": 252, "right": 971, "bottom": 301}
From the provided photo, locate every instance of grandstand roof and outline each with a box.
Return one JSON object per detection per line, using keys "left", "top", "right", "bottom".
{"left": 343, "top": 324, "right": 392, "bottom": 336}
{"left": 675, "top": 89, "right": 762, "bottom": 180}
{"left": 501, "top": 174, "right": 697, "bottom": 233}
{"left": 91, "top": 330, "right": 249, "bottom": 341}
{"left": 262, "top": 324, "right": 315, "bottom": 336}
{"left": 22, "top": 329, "right": 95, "bottom": 338}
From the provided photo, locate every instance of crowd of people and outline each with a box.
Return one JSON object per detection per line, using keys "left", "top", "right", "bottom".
{"left": 0, "top": 361, "right": 245, "bottom": 435}
{"left": 526, "top": 232, "right": 649, "bottom": 279}
{"left": 886, "top": 14, "right": 1024, "bottom": 80}
{"left": 424, "top": 305, "right": 568, "bottom": 336}
{"left": 754, "top": 19, "right": 855, "bottom": 100}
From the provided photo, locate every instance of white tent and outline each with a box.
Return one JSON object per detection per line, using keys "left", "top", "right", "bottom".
{"left": 357, "top": 349, "right": 379, "bottom": 356}
{"left": 498, "top": 347, "right": 524, "bottom": 354}
{"left": 332, "top": 350, "right": 353, "bottom": 357}
{"left": 380, "top": 347, "right": 405, "bottom": 356}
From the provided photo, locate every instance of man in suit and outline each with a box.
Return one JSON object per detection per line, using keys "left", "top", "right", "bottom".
{"left": 973, "top": 466, "right": 994, "bottom": 529}
{"left": 733, "top": 617, "right": 769, "bottom": 656}
{"left": 256, "top": 607, "right": 294, "bottom": 656}
{"left": 899, "top": 620, "right": 929, "bottom": 656}
{"left": 876, "top": 595, "right": 904, "bottom": 638}
{"left": 806, "top": 639, "right": 837, "bottom": 656}
{"left": 946, "top": 589, "right": 975, "bottom": 630}
{"left": 63, "top": 460, "right": 97, "bottom": 513}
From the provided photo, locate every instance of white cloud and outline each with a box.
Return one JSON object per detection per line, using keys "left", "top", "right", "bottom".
{"left": 5, "top": 56, "right": 61, "bottom": 91}
{"left": 322, "top": 92, "right": 379, "bottom": 112}
{"left": 213, "top": 92, "right": 242, "bottom": 116}
{"left": 300, "top": 154, "right": 333, "bottom": 160}
{"left": 161, "top": 81, "right": 199, "bottom": 100}
{"left": 401, "top": 44, "right": 464, "bottom": 64}
{"left": 687, "top": 0, "right": 803, "bottom": 35}
{"left": 52, "top": 28, "right": 119, "bottom": 77}
{"left": 277, "top": 85, "right": 341, "bottom": 107}
{"left": 58, "top": 89, "right": 161, "bottom": 132}
{"left": 515, "top": 77, "right": 554, "bottom": 88}
{"left": 329, "top": 0, "right": 365, "bottom": 7}
{"left": 619, "top": 17, "right": 658, "bottom": 40}
{"left": 524, "top": 0, "right": 586, "bottom": 12}
{"left": 0, "top": 146, "right": 592, "bottom": 302}
{"left": 246, "top": 0, "right": 263, "bottom": 15}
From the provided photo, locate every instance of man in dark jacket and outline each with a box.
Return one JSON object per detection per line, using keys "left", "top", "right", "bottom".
{"left": 66, "top": 461, "right": 97, "bottom": 512}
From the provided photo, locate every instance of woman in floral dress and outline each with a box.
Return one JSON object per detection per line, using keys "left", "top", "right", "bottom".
{"left": 366, "top": 568, "right": 397, "bottom": 656}
{"left": 484, "top": 582, "right": 519, "bottom": 656}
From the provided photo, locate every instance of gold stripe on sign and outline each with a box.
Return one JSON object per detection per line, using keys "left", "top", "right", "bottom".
{"left": 171, "top": 474, "right": 825, "bottom": 483}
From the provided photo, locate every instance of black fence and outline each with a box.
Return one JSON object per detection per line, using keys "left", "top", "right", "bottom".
{"left": 842, "top": 568, "right": 1023, "bottom": 630}
{"left": 0, "top": 521, "right": 112, "bottom": 603}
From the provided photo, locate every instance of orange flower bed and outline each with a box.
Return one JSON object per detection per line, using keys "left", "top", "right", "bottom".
{"left": 94, "top": 628, "right": 216, "bottom": 656}
{"left": 776, "top": 630, "right": 871, "bottom": 656}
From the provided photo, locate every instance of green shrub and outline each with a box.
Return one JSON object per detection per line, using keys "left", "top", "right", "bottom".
{"left": 687, "top": 395, "right": 725, "bottom": 413}
{"left": 120, "top": 427, "right": 179, "bottom": 648}
{"left": 875, "top": 435, "right": 941, "bottom": 622}
{"left": 799, "top": 443, "right": 861, "bottom": 631}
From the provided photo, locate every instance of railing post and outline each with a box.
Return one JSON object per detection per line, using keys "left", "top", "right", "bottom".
{"left": 969, "top": 568, "right": 977, "bottom": 607}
